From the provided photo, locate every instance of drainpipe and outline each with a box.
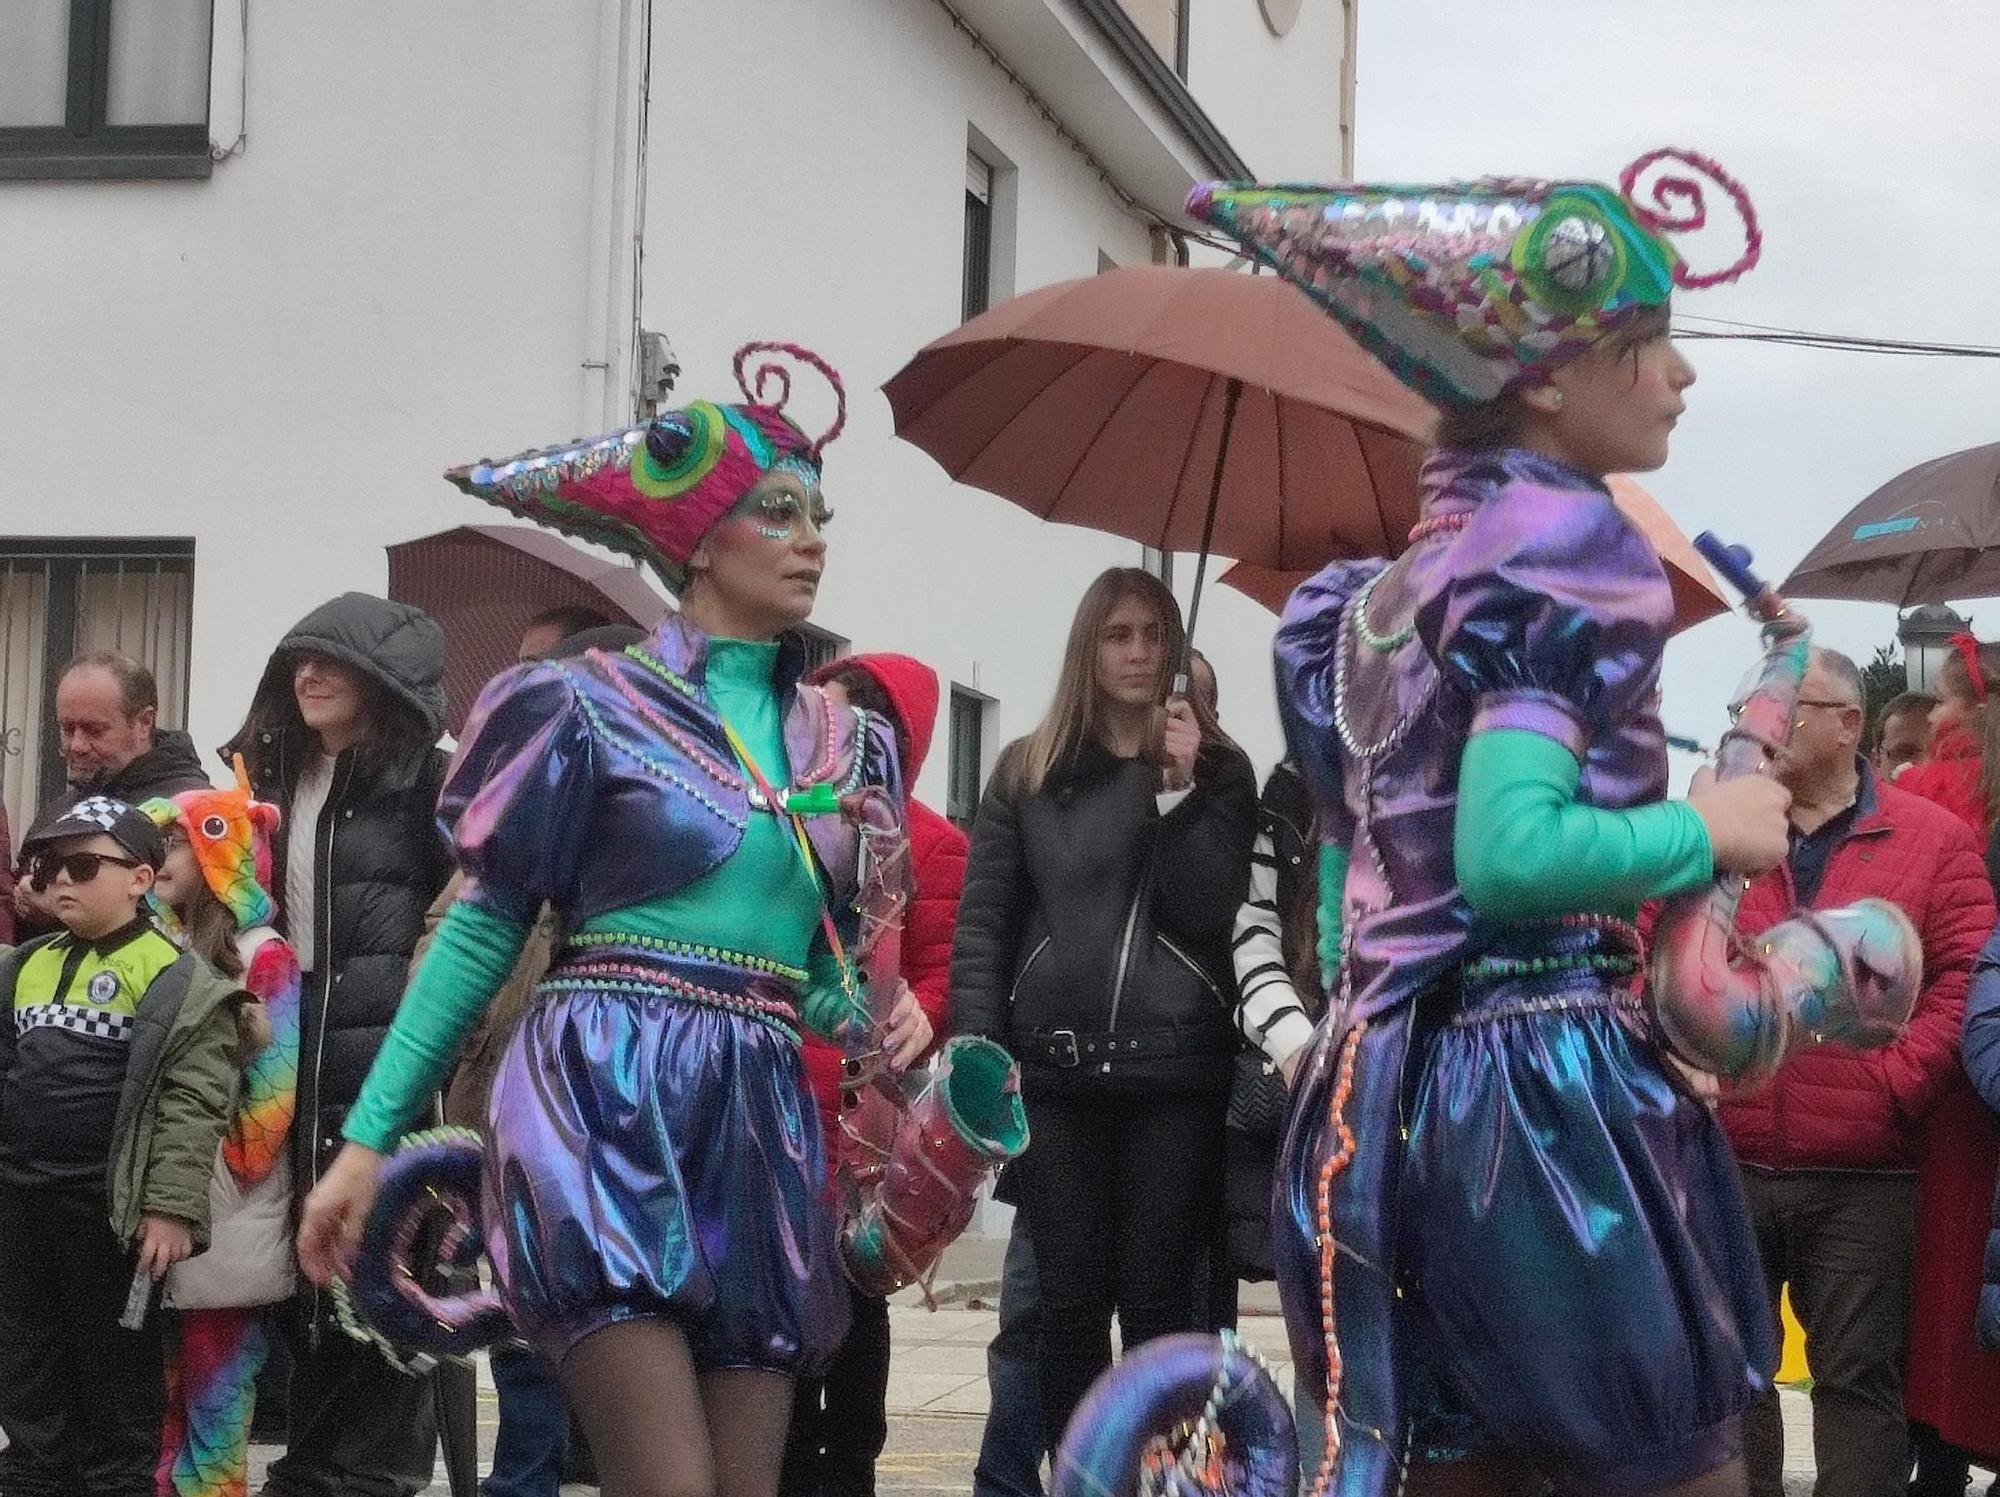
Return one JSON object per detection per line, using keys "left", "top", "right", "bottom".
{"left": 581, "top": 0, "right": 641, "bottom": 431}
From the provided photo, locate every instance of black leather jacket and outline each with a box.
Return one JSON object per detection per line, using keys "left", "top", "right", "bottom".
{"left": 950, "top": 735, "right": 1256, "bottom": 1096}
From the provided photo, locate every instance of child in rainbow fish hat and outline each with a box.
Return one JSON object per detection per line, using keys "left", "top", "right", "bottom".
{"left": 142, "top": 757, "right": 302, "bottom": 1497}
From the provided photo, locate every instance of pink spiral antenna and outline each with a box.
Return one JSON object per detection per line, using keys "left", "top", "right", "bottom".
{"left": 732, "top": 340, "right": 850, "bottom": 459}
{"left": 1619, "top": 147, "right": 1763, "bottom": 289}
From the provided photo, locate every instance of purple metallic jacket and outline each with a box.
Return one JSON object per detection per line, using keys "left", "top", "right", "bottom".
{"left": 1272, "top": 446, "right": 1685, "bottom": 1490}
{"left": 1281, "top": 445, "right": 1673, "bottom": 1017}
{"left": 441, "top": 610, "right": 900, "bottom": 938}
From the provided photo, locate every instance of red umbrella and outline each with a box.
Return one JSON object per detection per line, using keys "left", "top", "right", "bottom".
{"left": 387, "top": 524, "right": 668, "bottom": 733}
{"left": 1220, "top": 475, "right": 1728, "bottom": 636}
{"left": 885, "top": 265, "right": 1436, "bottom": 649}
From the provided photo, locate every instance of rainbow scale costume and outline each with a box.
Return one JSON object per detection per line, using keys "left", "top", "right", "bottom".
{"left": 144, "top": 762, "right": 302, "bottom": 1497}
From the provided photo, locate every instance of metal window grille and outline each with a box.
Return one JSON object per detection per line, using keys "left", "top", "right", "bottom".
{"left": 963, "top": 151, "right": 994, "bottom": 323}
{"left": 0, "top": 0, "right": 215, "bottom": 181}
{"left": 947, "top": 689, "right": 986, "bottom": 829}
{"left": 0, "top": 539, "right": 195, "bottom": 834}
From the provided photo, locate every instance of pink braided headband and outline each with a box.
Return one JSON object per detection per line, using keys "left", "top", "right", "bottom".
{"left": 732, "top": 341, "right": 848, "bottom": 461}
{"left": 1618, "top": 147, "right": 1763, "bottom": 289}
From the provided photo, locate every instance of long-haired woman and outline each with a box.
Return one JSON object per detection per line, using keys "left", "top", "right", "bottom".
{"left": 951, "top": 565, "right": 1257, "bottom": 1452}
{"left": 294, "top": 345, "right": 915, "bottom": 1497}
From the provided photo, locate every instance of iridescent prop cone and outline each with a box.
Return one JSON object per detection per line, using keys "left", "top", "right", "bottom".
{"left": 1649, "top": 536, "right": 1921, "bottom": 1084}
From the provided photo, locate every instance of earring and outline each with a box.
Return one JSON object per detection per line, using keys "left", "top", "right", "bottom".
{"left": 1549, "top": 390, "right": 1565, "bottom": 410}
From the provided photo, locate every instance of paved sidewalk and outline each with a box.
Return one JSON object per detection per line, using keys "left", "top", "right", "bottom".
{"left": 246, "top": 1237, "right": 1826, "bottom": 1494}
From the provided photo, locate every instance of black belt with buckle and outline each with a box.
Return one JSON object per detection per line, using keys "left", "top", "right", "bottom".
{"left": 1021, "top": 1027, "right": 1188, "bottom": 1069}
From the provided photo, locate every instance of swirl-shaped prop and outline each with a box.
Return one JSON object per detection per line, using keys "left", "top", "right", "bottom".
{"left": 334, "top": 1127, "right": 511, "bottom": 1371}
{"left": 732, "top": 340, "right": 849, "bottom": 459}
{"left": 1648, "top": 536, "right": 1921, "bottom": 1085}
{"left": 1618, "top": 147, "right": 1763, "bottom": 289}
{"left": 1052, "top": 1331, "right": 1297, "bottom": 1497}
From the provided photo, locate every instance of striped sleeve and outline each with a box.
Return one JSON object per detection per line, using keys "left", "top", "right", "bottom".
{"left": 1232, "top": 823, "right": 1314, "bottom": 1069}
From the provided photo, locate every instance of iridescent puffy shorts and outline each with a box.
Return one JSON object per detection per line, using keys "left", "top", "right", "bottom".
{"left": 1402, "top": 954, "right": 1774, "bottom": 1490}
{"left": 1281, "top": 934, "right": 1775, "bottom": 1492}
{"left": 483, "top": 940, "right": 851, "bottom": 1375}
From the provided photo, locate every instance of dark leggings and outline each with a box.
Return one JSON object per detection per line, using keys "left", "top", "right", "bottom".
{"left": 1014, "top": 1090, "right": 1227, "bottom": 1453}
{"left": 780, "top": 1288, "right": 892, "bottom": 1497}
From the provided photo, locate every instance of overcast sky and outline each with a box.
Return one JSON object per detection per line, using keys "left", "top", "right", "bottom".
{"left": 1356, "top": 0, "right": 2000, "bottom": 752}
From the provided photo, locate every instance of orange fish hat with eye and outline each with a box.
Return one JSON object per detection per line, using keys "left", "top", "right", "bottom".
{"left": 142, "top": 755, "right": 282, "bottom": 931}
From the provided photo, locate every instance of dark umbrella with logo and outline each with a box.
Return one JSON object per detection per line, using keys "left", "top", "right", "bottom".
{"left": 1783, "top": 440, "right": 2000, "bottom": 605}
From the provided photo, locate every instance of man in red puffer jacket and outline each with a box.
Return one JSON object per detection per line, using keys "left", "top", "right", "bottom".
{"left": 1718, "top": 648, "right": 1994, "bottom": 1497}
{"left": 782, "top": 652, "right": 967, "bottom": 1497}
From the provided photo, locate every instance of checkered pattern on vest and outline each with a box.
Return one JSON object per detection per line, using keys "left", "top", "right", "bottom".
{"left": 13, "top": 1002, "right": 134, "bottom": 1042}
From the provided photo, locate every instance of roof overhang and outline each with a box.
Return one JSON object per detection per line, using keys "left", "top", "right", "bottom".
{"left": 943, "top": 0, "right": 1252, "bottom": 229}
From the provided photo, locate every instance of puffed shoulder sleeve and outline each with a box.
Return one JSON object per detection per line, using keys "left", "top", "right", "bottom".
{"left": 1274, "top": 559, "right": 1383, "bottom": 844}
{"left": 440, "top": 661, "right": 597, "bottom": 925}
{"left": 1413, "top": 488, "right": 1671, "bottom": 761}
{"left": 856, "top": 703, "right": 904, "bottom": 805}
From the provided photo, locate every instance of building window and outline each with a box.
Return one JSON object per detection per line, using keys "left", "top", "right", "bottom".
{"left": 947, "top": 688, "right": 989, "bottom": 830}
{"left": 1, "top": 0, "right": 215, "bottom": 181}
{"left": 963, "top": 151, "right": 995, "bottom": 322}
{"left": 1113, "top": 0, "right": 1190, "bottom": 77}
{"left": 795, "top": 623, "right": 847, "bottom": 676}
{"left": 0, "top": 539, "right": 195, "bottom": 833}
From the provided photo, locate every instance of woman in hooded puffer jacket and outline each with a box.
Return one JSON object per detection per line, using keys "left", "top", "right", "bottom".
{"left": 221, "top": 592, "right": 453, "bottom": 1497}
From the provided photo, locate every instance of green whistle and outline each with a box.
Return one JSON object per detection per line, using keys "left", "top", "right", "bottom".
{"left": 785, "top": 783, "right": 841, "bottom": 816}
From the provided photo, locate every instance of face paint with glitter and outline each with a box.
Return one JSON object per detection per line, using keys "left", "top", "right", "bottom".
{"left": 732, "top": 459, "right": 832, "bottom": 543}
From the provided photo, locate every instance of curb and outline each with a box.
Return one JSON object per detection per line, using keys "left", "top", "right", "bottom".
{"left": 897, "top": 1276, "right": 1003, "bottom": 1308}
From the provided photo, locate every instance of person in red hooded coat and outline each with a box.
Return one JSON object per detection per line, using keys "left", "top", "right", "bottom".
{"left": 1892, "top": 635, "right": 2000, "bottom": 1496}
{"left": 781, "top": 652, "right": 966, "bottom": 1497}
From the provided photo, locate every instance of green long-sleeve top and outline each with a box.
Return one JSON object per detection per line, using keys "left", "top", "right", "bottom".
{"left": 1317, "top": 728, "right": 1714, "bottom": 967}
{"left": 342, "top": 637, "right": 856, "bottom": 1154}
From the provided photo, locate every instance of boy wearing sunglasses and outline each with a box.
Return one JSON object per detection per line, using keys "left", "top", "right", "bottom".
{"left": 0, "top": 795, "right": 247, "bottom": 1497}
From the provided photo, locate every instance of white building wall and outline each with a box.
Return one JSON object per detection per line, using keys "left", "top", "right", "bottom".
{"left": 0, "top": 3, "right": 618, "bottom": 790}
{"left": 1, "top": 0, "right": 1352, "bottom": 819}
{"left": 1186, "top": 0, "right": 1353, "bottom": 181}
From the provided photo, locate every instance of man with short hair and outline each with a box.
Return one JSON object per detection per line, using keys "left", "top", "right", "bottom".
{"left": 514, "top": 604, "right": 614, "bottom": 665}
{"left": 1721, "top": 648, "right": 1993, "bottom": 1497}
{"left": 16, "top": 653, "right": 208, "bottom": 927}
{"left": 1871, "top": 690, "right": 1936, "bottom": 781}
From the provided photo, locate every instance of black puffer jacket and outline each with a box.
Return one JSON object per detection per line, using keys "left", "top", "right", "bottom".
{"left": 227, "top": 594, "right": 451, "bottom": 1196}
{"left": 951, "top": 735, "right": 1256, "bottom": 1097}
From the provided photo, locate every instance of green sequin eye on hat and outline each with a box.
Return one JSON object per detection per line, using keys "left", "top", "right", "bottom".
{"left": 632, "top": 401, "right": 729, "bottom": 500}
{"left": 1512, "top": 193, "right": 1629, "bottom": 314}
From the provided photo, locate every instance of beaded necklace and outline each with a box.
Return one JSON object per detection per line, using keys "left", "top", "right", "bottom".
{"left": 1350, "top": 570, "right": 1413, "bottom": 654}
{"left": 553, "top": 664, "right": 746, "bottom": 831}
{"left": 612, "top": 642, "right": 845, "bottom": 807}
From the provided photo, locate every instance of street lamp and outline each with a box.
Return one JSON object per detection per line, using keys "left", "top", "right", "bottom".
{"left": 1898, "top": 603, "right": 1973, "bottom": 693}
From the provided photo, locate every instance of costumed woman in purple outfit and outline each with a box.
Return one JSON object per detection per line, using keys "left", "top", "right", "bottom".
{"left": 1184, "top": 157, "right": 1798, "bottom": 1497}
{"left": 293, "top": 343, "right": 929, "bottom": 1497}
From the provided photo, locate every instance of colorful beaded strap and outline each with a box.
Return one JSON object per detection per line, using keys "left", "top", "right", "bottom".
{"left": 1450, "top": 990, "right": 1648, "bottom": 1027}
{"left": 539, "top": 966, "right": 802, "bottom": 1041}
{"left": 1462, "top": 950, "right": 1640, "bottom": 982}
{"left": 563, "top": 930, "right": 808, "bottom": 983}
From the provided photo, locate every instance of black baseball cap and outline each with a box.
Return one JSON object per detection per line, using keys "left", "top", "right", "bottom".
{"left": 20, "top": 795, "right": 167, "bottom": 871}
